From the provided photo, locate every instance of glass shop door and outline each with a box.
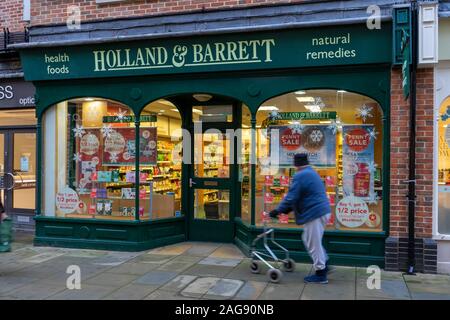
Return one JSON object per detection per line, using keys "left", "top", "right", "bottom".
{"left": 188, "top": 105, "right": 236, "bottom": 242}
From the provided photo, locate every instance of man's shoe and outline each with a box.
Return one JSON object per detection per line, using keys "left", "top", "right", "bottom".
{"left": 304, "top": 274, "right": 328, "bottom": 284}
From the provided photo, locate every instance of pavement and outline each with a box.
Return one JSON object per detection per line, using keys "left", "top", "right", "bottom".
{"left": 0, "top": 232, "right": 450, "bottom": 300}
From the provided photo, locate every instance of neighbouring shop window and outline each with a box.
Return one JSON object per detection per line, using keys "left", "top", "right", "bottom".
{"left": 241, "top": 105, "right": 252, "bottom": 224}
{"left": 139, "top": 100, "right": 183, "bottom": 220}
{"left": 42, "top": 98, "right": 137, "bottom": 220}
{"left": 0, "top": 109, "right": 36, "bottom": 126}
{"left": 255, "top": 90, "right": 383, "bottom": 232}
{"left": 438, "top": 96, "right": 450, "bottom": 235}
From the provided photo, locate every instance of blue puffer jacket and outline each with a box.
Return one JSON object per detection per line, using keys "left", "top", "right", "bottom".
{"left": 276, "top": 166, "right": 331, "bottom": 225}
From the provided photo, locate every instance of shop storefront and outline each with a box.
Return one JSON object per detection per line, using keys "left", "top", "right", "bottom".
{"left": 17, "top": 23, "right": 392, "bottom": 266}
{"left": 0, "top": 78, "right": 36, "bottom": 230}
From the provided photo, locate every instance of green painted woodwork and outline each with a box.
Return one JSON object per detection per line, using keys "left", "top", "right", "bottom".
{"left": 34, "top": 216, "right": 186, "bottom": 251}
{"left": 20, "top": 24, "right": 391, "bottom": 82}
{"left": 393, "top": 6, "right": 412, "bottom": 65}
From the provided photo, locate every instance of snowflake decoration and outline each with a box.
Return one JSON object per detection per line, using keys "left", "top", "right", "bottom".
{"left": 101, "top": 124, "right": 114, "bottom": 138}
{"left": 115, "top": 108, "right": 128, "bottom": 122}
{"left": 109, "top": 152, "right": 119, "bottom": 163}
{"left": 310, "top": 129, "right": 324, "bottom": 143}
{"left": 289, "top": 122, "right": 305, "bottom": 134}
{"left": 368, "top": 161, "right": 378, "bottom": 173}
{"left": 73, "top": 152, "right": 82, "bottom": 162}
{"left": 356, "top": 104, "right": 373, "bottom": 123}
{"left": 72, "top": 125, "right": 86, "bottom": 138}
{"left": 367, "top": 127, "right": 379, "bottom": 141}
{"left": 441, "top": 106, "right": 450, "bottom": 121}
{"left": 367, "top": 192, "right": 380, "bottom": 205}
{"left": 268, "top": 111, "right": 281, "bottom": 121}
{"left": 327, "top": 120, "right": 339, "bottom": 135}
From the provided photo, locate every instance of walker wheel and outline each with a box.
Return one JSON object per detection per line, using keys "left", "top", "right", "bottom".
{"left": 283, "top": 259, "right": 296, "bottom": 272}
{"left": 250, "top": 261, "right": 261, "bottom": 274}
{"left": 267, "top": 268, "right": 283, "bottom": 283}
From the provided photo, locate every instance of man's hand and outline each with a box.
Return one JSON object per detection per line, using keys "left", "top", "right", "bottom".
{"left": 269, "top": 209, "right": 280, "bottom": 218}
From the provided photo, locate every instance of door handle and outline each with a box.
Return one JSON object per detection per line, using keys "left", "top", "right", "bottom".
{"left": 189, "top": 178, "right": 196, "bottom": 187}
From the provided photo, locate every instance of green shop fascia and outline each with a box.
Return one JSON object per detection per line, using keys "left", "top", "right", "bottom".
{"left": 19, "top": 22, "right": 392, "bottom": 267}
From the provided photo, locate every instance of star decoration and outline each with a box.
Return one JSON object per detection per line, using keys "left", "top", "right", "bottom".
{"left": 109, "top": 152, "right": 119, "bottom": 163}
{"left": 368, "top": 161, "right": 378, "bottom": 173}
{"left": 367, "top": 127, "right": 379, "bottom": 141}
{"left": 356, "top": 104, "right": 373, "bottom": 123}
{"left": 289, "top": 121, "right": 305, "bottom": 134}
{"left": 268, "top": 111, "right": 281, "bottom": 121}
{"left": 72, "top": 125, "right": 86, "bottom": 138}
{"left": 327, "top": 120, "right": 339, "bottom": 135}
{"left": 115, "top": 108, "right": 128, "bottom": 122}
{"left": 101, "top": 124, "right": 114, "bottom": 138}
{"left": 73, "top": 152, "right": 82, "bottom": 162}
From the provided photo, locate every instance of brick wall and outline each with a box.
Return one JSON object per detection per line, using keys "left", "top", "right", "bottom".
{"left": 28, "top": 0, "right": 307, "bottom": 26}
{"left": 387, "top": 67, "right": 436, "bottom": 273}
{"left": 0, "top": 0, "right": 27, "bottom": 31}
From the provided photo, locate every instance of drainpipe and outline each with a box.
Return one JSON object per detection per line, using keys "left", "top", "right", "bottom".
{"left": 406, "top": 0, "right": 418, "bottom": 275}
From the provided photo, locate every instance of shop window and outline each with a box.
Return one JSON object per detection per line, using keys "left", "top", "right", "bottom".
{"left": 0, "top": 109, "right": 36, "bottom": 126}
{"left": 241, "top": 105, "right": 252, "bottom": 224}
{"left": 139, "top": 100, "right": 183, "bottom": 220}
{"left": 438, "top": 96, "right": 450, "bottom": 235}
{"left": 255, "top": 90, "right": 383, "bottom": 232}
{"left": 42, "top": 98, "right": 137, "bottom": 220}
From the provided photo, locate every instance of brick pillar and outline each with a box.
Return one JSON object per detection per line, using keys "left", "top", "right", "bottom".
{"left": 386, "top": 68, "right": 437, "bottom": 273}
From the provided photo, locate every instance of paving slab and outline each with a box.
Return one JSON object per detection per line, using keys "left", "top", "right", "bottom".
{"left": 258, "top": 283, "right": 303, "bottom": 300}
{"left": 184, "top": 242, "right": 221, "bottom": 256}
{"left": 160, "top": 275, "right": 198, "bottom": 292}
{"left": 133, "top": 271, "right": 178, "bottom": 286}
{"left": 233, "top": 281, "right": 268, "bottom": 300}
{"left": 148, "top": 243, "right": 193, "bottom": 256}
{"left": 156, "top": 260, "right": 196, "bottom": 273}
{"left": 7, "top": 282, "right": 66, "bottom": 300}
{"left": 131, "top": 254, "right": 176, "bottom": 265}
{"left": 84, "top": 272, "right": 138, "bottom": 287}
{"left": 103, "top": 283, "right": 159, "bottom": 300}
{"left": 198, "top": 257, "right": 242, "bottom": 267}
{"left": 301, "top": 280, "right": 355, "bottom": 300}
{"left": 356, "top": 267, "right": 404, "bottom": 282}
{"left": 180, "top": 277, "right": 220, "bottom": 298}
{"left": 322, "top": 266, "right": 356, "bottom": 282}
{"left": 203, "top": 278, "right": 244, "bottom": 300}
{"left": 47, "top": 284, "right": 116, "bottom": 300}
{"left": 410, "top": 292, "right": 450, "bottom": 300}
{"left": 0, "top": 275, "right": 40, "bottom": 295}
{"left": 184, "top": 264, "right": 234, "bottom": 278}
{"left": 92, "top": 252, "right": 140, "bottom": 266}
{"left": 356, "top": 279, "right": 411, "bottom": 300}
{"left": 406, "top": 282, "right": 450, "bottom": 295}
{"left": 145, "top": 289, "right": 197, "bottom": 300}
{"left": 20, "top": 252, "right": 66, "bottom": 264}
{"left": 107, "top": 262, "right": 160, "bottom": 275}
{"left": 210, "top": 244, "right": 246, "bottom": 259}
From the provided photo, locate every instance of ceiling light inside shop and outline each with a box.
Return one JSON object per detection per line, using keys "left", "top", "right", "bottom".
{"left": 295, "top": 91, "right": 306, "bottom": 95}
{"left": 170, "top": 108, "right": 179, "bottom": 112}
{"left": 84, "top": 98, "right": 95, "bottom": 101}
{"left": 259, "top": 106, "right": 279, "bottom": 111}
{"left": 192, "top": 108, "right": 203, "bottom": 114}
{"left": 193, "top": 94, "right": 213, "bottom": 102}
{"left": 296, "top": 96, "right": 315, "bottom": 103}
{"left": 337, "top": 90, "right": 347, "bottom": 93}
{"left": 159, "top": 110, "right": 165, "bottom": 112}
{"left": 319, "top": 120, "right": 331, "bottom": 124}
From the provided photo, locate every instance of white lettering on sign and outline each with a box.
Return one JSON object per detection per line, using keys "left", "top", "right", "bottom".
{"left": 44, "top": 53, "right": 70, "bottom": 75}
{"left": 92, "top": 39, "right": 276, "bottom": 72}
{"left": 0, "top": 85, "right": 14, "bottom": 100}
{"left": 306, "top": 33, "right": 357, "bottom": 61}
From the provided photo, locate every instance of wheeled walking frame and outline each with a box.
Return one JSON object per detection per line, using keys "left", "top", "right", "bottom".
{"left": 249, "top": 212, "right": 296, "bottom": 283}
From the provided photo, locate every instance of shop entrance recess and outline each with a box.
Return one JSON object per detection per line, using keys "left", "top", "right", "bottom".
{"left": 187, "top": 99, "right": 242, "bottom": 242}
{"left": 0, "top": 129, "right": 36, "bottom": 218}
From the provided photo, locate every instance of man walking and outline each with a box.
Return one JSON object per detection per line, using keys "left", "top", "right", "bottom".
{"left": 269, "top": 153, "right": 331, "bottom": 284}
